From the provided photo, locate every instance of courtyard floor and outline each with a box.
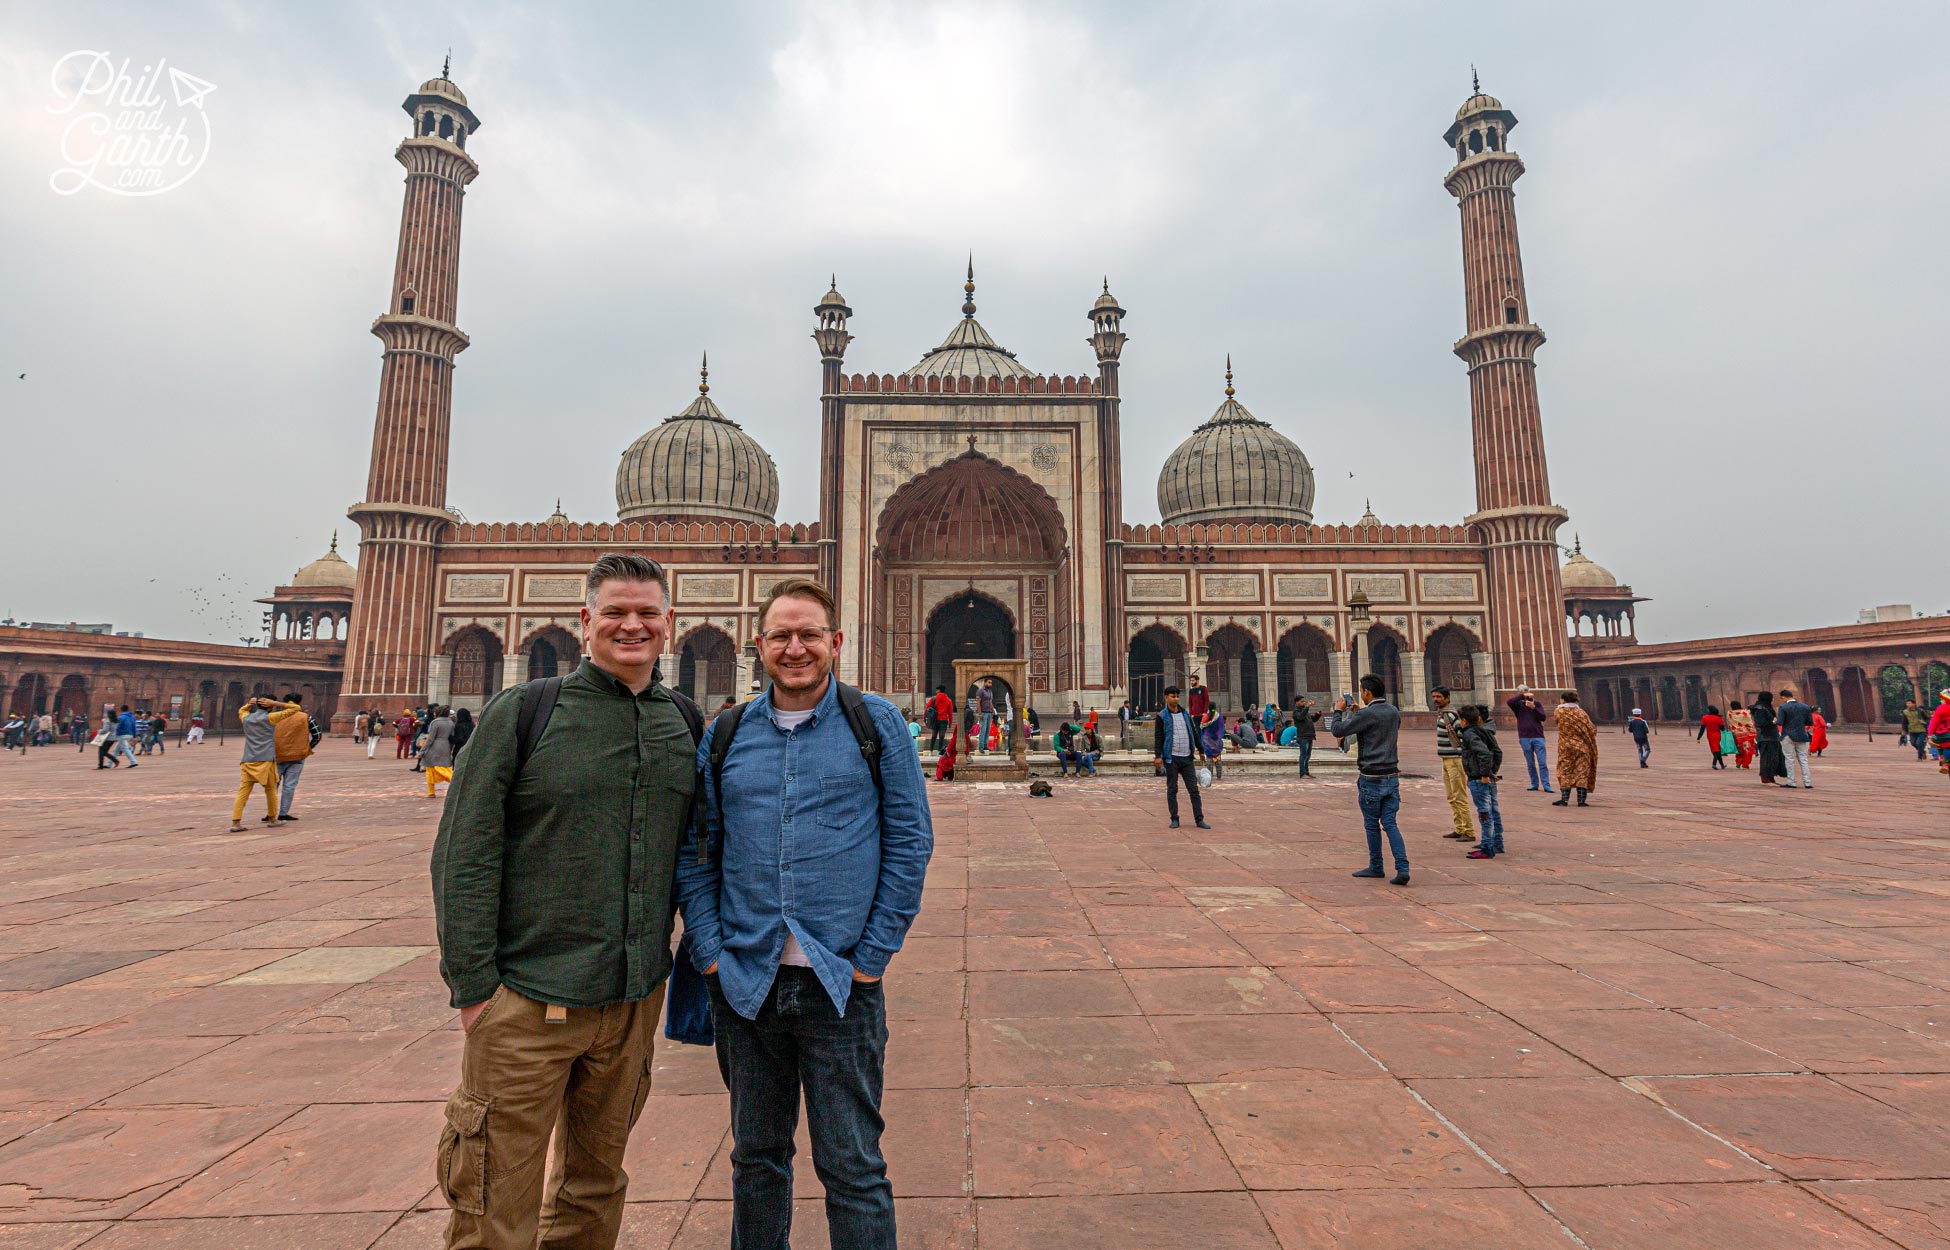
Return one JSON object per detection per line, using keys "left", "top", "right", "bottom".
{"left": 0, "top": 730, "right": 1945, "bottom": 1248}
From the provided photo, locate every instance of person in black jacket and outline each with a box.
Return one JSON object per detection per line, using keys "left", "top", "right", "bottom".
{"left": 1328, "top": 675, "right": 1407, "bottom": 885}
{"left": 1459, "top": 704, "right": 1505, "bottom": 859}
{"left": 1290, "top": 696, "right": 1319, "bottom": 778}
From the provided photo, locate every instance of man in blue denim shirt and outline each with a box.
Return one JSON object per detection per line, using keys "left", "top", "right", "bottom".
{"left": 676, "top": 578, "right": 932, "bottom": 1250}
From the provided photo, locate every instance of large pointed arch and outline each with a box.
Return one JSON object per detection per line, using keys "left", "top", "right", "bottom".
{"left": 875, "top": 449, "right": 1067, "bottom": 563}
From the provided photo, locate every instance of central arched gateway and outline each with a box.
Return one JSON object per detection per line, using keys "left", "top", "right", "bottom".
{"left": 870, "top": 449, "right": 1070, "bottom": 704}
{"left": 926, "top": 593, "right": 1015, "bottom": 699}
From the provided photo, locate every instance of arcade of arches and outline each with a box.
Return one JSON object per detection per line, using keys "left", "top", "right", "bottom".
{"left": 1, "top": 626, "right": 340, "bottom": 728}
{"left": 1576, "top": 646, "right": 1950, "bottom": 727}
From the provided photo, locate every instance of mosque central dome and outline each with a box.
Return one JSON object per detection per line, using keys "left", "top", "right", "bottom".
{"left": 905, "top": 263, "right": 1035, "bottom": 381}
{"left": 615, "top": 356, "right": 780, "bottom": 525}
{"left": 1157, "top": 359, "right": 1316, "bottom": 526}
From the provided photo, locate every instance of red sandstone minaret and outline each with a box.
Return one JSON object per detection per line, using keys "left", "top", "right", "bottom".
{"left": 336, "top": 64, "right": 480, "bottom": 728}
{"left": 1444, "top": 79, "right": 1573, "bottom": 697}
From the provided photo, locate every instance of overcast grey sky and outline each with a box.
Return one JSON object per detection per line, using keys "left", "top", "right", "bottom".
{"left": 2, "top": 1, "right": 1943, "bottom": 646}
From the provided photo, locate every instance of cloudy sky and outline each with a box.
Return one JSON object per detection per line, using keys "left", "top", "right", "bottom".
{"left": 2, "top": 1, "right": 1943, "bottom": 646}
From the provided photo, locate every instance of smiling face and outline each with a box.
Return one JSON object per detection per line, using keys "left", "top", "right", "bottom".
{"left": 581, "top": 576, "right": 672, "bottom": 690}
{"left": 758, "top": 591, "right": 842, "bottom": 708}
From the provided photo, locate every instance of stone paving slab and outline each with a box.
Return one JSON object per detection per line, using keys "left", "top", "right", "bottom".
{"left": 0, "top": 733, "right": 1944, "bottom": 1246}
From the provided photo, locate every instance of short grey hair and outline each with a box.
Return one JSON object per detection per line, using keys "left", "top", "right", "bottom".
{"left": 585, "top": 553, "right": 669, "bottom": 608}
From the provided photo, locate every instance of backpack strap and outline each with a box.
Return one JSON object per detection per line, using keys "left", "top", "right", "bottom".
{"left": 514, "top": 675, "right": 566, "bottom": 772}
{"left": 834, "top": 682, "right": 884, "bottom": 797}
{"left": 667, "top": 686, "right": 704, "bottom": 747}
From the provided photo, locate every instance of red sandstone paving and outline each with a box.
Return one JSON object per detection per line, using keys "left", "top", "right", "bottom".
{"left": 1539, "top": 1182, "right": 1909, "bottom": 1249}
{"left": 0, "top": 738, "right": 1946, "bottom": 1242}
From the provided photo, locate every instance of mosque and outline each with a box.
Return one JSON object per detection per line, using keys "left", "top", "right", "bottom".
{"left": 328, "top": 68, "right": 1580, "bottom": 729}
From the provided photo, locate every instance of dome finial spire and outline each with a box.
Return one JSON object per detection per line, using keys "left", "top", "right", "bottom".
{"left": 1573, "top": 532, "right": 1582, "bottom": 554}
{"left": 1470, "top": 64, "right": 1479, "bottom": 95}
{"left": 962, "top": 254, "right": 977, "bottom": 319}
{"left": 443, "top": 50, "right": 452, "bottom": 80}
{"left": 699, "top": 351, "right": 709, "bottom": 396}
{"left": 329, "top": 529, "right": 338, "bottom": 553}
{"left": 1224, "top": 353, "right": 1235, "bottom": 399}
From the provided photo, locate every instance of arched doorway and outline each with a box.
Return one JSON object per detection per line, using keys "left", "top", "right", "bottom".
{"left": 444, "top": 627, "right": 503, "bottom": 712}
{"left": 1803, "top": 668, "right": 1836, "bottom": 719}
{"left": 1838, "top": 666, "right": 1869, "bottom": 724}
{"left": 1659, "top": 676, "right": 1683, "bottom": 721}
{"left": 678, "top": 626, "right": 740, "bottom": 710}
{"left": 55, "top": 675, "right": 89, "bottom": 719}
{"left": 1684, "top": 676, "right": 1707, "bottom": 720}
{"left": 1921, "top": 661, "right": 1950, "bottom": 708}
{"left": 526, "top": 626, "right": 580, "bottom": 682}
{"left": 1276, "top": 626, "right": 1332, "bottom": 708}
{"left": 1424, "top": 626, "right": 1477, "bottom": 707}
{"left": 927, "top": 595, "right": 1015, "bottom": 702}
{"left": 1204, "top": 624, "right": 1259, "bottom": 715}
{"left": 1367, "top": 627, "right": 1403, "bottom": 705}
{"left": 1593, "top": 682, "right": 1616, "bottom": 722}
{"left": 9, "top": 673, "right": 49, "bottom": 716}
{"left": 1877, "top": 664, "right": 1915, "bottom": 722}
{"left": 1128, "top": 624, "right": 1186, "bottom": 712}
{"left": 873, "top": 449, "right": 1068, "bottom": 700}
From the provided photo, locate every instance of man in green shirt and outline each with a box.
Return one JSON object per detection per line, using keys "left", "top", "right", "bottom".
{"left": 430, "top": 553, "right": 700, "bottom": 1250}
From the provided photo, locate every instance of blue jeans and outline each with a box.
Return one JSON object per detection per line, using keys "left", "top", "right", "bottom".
{"left": 1519, "top": 736, "right": 1551, "bottom": 789}
{"left": 1295, "top": 739, "right": 1314, "bottom": 776}
{"left": 113, "top": 734, "right": 139, "bottom": 766}
{"left": 1635, "top": 739, "right": 1651, "bottom": 765}
{"left": 1356, "top": 775, "right": 1408, "bottom": 873}
{"left": 275, "top": 759, "right": 304, "bottom": 817}
{"left": 708, "top": 967, "right": 894, "bottom": 1250}
{"left": 976, "top": 712, "right": 993, "bottom": 751}
{"left": 1468, "top": 779, "right": 1504, "bottom": 854}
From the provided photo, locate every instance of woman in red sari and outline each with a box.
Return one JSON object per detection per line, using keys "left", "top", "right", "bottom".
{"left": 1726, "top": 700, "right": 1757, "bottom": 769}
{"left": 1809, "top": 709, "right": 1830, "bottom": 756}
{"left": 935, "top": 723, "right": 958, "bottom": 781}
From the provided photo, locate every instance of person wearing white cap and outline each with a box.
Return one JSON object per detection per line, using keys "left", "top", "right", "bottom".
{"left": 1626, "top": 708, "right": 1651, "bottom": 768}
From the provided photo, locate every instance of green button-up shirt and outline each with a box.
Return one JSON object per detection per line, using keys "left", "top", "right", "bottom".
{"left": 431, "top": 660, "right": 697, "bottom": 1009}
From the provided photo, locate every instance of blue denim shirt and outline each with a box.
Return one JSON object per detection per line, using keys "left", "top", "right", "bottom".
{"left": 675, "top": 678, "right": 934, "bottom": 1019}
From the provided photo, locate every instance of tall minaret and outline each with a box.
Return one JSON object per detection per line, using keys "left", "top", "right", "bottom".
{"left": 812, "top": 276, "right": 853, "bottom": 591}
{"left": 336, "top": 65, "right": 481, "bottom": 728}
{"left": 1444, "top": 80, "right": 1572, "bottom": 697}
{"left": 1089, "top": 279, "right": 1128, "bottom": 690}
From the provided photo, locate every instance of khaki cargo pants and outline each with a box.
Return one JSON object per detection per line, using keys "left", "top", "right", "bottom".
{"left": 437, "top": 983, "right": 665, "bottom": 1250}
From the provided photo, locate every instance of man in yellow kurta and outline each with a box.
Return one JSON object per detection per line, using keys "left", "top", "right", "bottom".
{"left": 230, "top": 697, "right": 301, "bottom": 831}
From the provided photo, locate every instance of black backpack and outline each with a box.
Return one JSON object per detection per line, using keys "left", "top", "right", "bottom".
{"left": 696, "top": 682, "right": 885, "bottom": 867}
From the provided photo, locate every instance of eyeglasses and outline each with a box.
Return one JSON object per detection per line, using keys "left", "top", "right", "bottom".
{"left": 759, "top": 627, "right": 835, "bottom": 649}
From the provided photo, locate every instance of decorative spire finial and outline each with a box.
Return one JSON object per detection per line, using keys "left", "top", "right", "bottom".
{"left": 699, "top": 351, "right": 709, "bottom": 395}
{"left": 1224, "top": 353, "right": 1235, "bottom": 399}
{"left": 329, "top": 529, "right": 338, "bottom": 553}
{"left": 1102, "top": 276, "right": 1110, "bottom": 294}
{"left": 555, "top": 497, "right": 563, "bottom": 514}
{"left": 962, "top": 254, "right": 976, "bottom": 318}
{"left": 1470, "top": 64, "right": 1479, "bottom": 95}
{"left": 966, "top": 432, "right": 978, "bottom": 452}
{"left": 1573, "top": 532, "right": 1582, "bottom": 555}
{"left": 443, "top": 50, "right": 452, "bottom": 80}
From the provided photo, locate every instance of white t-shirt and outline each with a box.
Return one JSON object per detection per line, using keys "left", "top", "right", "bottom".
{"left": 770, "top": 706, "right": 816, "bottom": 966}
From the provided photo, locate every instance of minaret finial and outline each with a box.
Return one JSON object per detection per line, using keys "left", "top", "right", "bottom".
{"left": 443, "top": 50, "right": 452, "bottom": 80}
{"left": 1224, "top": 353, "right": 1234, "bottom": 399}
{"left": 1470, "top": 64, "right": 1479, "bottom": 95}
{"left": 962, "top": 254, "right": 976, "bottom": 318}
{"left": 329, "top": 529, "right": 338, "bottom": 553}
{"left": 1102, "top": 276, "right": 1110, "bottom": 294}
{"left": 1573, "top": 532, "right": 1582, "bottom": 555}
{"left": 699, "top": 351, "right": 710, "bottom": 395}
{"left": 555, "top": 497, "right": 562, "bottom": 514}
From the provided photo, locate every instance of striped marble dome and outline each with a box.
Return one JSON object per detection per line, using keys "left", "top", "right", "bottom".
{"left": 1156, "top": 361, "right": 1315, "bottom": 527}
{"left": 615, "top": 358, "right": 779, "bottom": 525}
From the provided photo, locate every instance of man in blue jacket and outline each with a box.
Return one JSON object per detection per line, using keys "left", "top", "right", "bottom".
{"left": 1152, "top": 685, "right": 1209, "bottom": 829}
{"left": 678, "top": 578, "right": 932, "bottom": 1250}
